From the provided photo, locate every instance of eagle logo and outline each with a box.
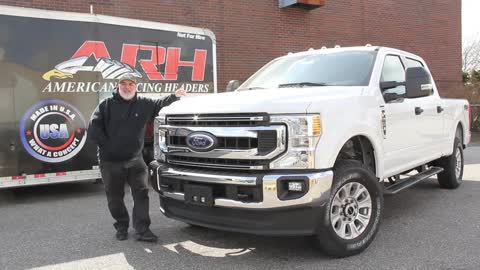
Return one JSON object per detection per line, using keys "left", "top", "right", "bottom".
{"left": 42, "top": 56, "right": 142, "bottom": 81}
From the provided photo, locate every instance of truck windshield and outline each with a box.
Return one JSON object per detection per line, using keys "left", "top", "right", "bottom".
{"left": 238, "top": 51, "right": 377, "bottom": 90}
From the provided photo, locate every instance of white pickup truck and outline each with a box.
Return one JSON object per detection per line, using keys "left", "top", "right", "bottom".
{"left": 148, "top": 46, "right": 471, "bottom": 257}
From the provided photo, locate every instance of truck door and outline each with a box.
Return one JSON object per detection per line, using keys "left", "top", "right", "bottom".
{"left": 0, "top": 63, "right": 18, "bottom": 177}
{"left": 380, "top": 54, "right": 424, "bottom": 176}
{"left": 403, "top": 57, "right": 444, "bottom": 161}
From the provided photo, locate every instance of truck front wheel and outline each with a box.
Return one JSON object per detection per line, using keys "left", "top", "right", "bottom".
{"left": 314, "top": 160, "right": 383, "bottom": 257}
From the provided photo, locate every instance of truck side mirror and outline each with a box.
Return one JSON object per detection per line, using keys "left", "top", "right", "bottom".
{"left": 405, "top": 67, "right": 432, "bottom": 98}
{"left": 383, "top": 92, "right": 402, "bottom": 103}
{"left": 380, "top": 81, "right": 405, "bottom": 103}
{"left": 226, "top": 80, "right": 240, "bottom": 92}
{"left": 380, "top": 81, "right": 403, "bottom": 91}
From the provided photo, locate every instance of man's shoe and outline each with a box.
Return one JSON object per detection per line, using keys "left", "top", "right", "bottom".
{"left": 134, "top": 229, "right": 158, "bottom": 242}
{"left": 116, "top": 230, "right": 128, "bottom": 241}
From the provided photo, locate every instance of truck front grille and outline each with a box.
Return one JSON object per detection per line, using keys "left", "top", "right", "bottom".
{"left": 168, "top": 130, "right": 277, "bottom": 153}
{"left": 168, "top": 135, "right": 257, "bottom": 150}
{"left": 161, "top": 114, "right": 286, "bottom": 170}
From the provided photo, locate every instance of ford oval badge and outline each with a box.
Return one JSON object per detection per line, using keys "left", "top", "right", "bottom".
{"left": 186, "top": 132, "right": 217, "bottom": 152}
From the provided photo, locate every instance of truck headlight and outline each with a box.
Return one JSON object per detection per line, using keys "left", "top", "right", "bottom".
{"left": 154, "top": 115, "right": 167, "bottom": 162}
{"left": 270, "top": 114, "right": 321, "bottom": 169}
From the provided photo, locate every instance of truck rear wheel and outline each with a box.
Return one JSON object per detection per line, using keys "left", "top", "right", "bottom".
{"left": 436, "top": 137, "right": 463, "bottom": 189}
{"left": 314, "top": 160, "right": 383, "bottom": 257}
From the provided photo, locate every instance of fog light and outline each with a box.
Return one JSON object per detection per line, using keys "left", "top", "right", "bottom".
{"left": 277, "top": 177, "right": 309, "bottom": 201}
{"left": 288, "top": 181, "right": 304, "bottom": 192}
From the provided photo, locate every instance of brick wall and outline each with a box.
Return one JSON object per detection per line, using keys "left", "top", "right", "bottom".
{"left": 0, "top": 0, "right": 462, "bottom": 96}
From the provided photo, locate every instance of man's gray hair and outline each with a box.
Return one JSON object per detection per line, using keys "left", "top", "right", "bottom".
{"left": 118, "top": 73, "right": 137, "bottom": 84}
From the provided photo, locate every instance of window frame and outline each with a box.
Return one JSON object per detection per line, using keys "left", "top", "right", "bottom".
{"left": 405, "top": 57, "right": 424, "bottom": 68}
{"left": 379, "top": 54, "right": 407, "bottom": 102}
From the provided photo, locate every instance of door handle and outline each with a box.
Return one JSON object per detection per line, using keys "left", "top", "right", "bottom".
{"left": 437, "top": 106, "right": 444, "bottom": 113}
{"left": 415, "top": 107, "right": 424, "bottom": 115}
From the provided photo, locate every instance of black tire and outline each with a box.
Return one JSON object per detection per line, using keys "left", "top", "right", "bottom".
{"left": 314, "top": 160, "right": 383, "bottom": 258}
{"left": 436, "top": 137, "right": 463, "bottom": 189}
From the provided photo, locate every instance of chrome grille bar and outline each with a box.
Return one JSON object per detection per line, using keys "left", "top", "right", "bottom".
{"left": 168, "top": 116, "right": 266, "bottom": 122}
{"left": 166, "top": 113, "right": 269, "bottom": 127}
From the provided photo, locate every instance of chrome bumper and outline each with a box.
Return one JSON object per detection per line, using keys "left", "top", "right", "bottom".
{"left": 150, "top": 163, "right": 333, "bottom": 210}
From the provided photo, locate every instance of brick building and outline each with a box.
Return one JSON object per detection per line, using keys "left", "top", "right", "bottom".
{"left": 0, "top": 0, "right": 462, "bottom": 96}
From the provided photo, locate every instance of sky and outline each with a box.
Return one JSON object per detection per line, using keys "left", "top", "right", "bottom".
{"left": 462, "top": 0, "right": 480, "bottom": 44}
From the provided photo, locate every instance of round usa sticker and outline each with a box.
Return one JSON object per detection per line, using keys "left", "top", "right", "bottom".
{"left": 20, "top": 100, "right": 87, "bottom": 163}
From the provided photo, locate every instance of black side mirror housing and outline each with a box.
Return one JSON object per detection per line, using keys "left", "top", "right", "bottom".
{"left": 405, "top": 67, "right": 432, "bottom": 98}
{"left": 226, "top": 80, "right": 240, "bottom": 92}
{"left": 380, "top": 81, "right": 404, "bottom": 91}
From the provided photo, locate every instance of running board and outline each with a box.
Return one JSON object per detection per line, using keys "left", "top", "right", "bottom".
{"left": 383, "top": 167, "right": 444, "bottom": 195}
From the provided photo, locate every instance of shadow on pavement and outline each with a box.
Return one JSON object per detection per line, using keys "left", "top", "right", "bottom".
{"left": 0, "top": 181, "right": 104, "bottom": 205}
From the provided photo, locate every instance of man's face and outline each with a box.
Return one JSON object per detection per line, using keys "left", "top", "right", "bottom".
{"left": 118, "top": 80, "right": 136, "bottom": 100}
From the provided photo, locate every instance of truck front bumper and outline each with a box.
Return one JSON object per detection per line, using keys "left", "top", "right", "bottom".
{"left": 148, "top": 161, "right": 333, "bottom": 235}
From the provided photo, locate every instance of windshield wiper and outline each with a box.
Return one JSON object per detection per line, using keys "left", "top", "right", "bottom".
{"left": 278, "top": 82, "right": 330, "bottom": 88}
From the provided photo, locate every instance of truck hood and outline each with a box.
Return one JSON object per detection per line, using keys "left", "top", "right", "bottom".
{"left": 161, "top": 86, "right": 364, "bottom": 115}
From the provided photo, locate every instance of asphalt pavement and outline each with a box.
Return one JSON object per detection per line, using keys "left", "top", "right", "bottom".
{"left": 0, "top": 147, "right": 479, "bottom": 270}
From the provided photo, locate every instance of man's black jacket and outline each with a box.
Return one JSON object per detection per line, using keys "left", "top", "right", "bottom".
{"left": 88, "top": 90, "right": 179, "bottom": 162}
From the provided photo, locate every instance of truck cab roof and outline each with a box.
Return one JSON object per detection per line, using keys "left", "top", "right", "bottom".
{"left": 285, "top": 46, "right": 422, "bottom": 61}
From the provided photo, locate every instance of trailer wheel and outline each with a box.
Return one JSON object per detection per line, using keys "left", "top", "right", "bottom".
{"left": 314, "top": 160, "right": 383, "bottom": 257}
{"left": 436, "top": 137, "right": 463, "bottom": 189}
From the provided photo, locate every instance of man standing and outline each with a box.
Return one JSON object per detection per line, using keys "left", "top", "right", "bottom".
{"left": 88, "top": 74, "right": 186, "bottom": 242}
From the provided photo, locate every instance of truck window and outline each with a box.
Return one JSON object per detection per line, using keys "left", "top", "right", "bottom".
{"left": 406, "top": 58, "right": 424, "bottom": 68}
{"left": 380, "top": 55, "right": 405, "bottom": 97}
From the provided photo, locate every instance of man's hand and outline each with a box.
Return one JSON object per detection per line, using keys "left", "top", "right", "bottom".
{"left": 175, "top": 86, "right": 187, "bottom": 97}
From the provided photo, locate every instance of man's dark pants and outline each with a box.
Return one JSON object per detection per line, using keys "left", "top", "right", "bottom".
{"left": 100, "top": 157, "right": 151, "bottom": 233}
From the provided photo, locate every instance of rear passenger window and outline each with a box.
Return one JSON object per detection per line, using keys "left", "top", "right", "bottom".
{"left": 380, "top": 55, "right": 405, "bottom": 97}
{"left": 406, "top": 58, "right": 424, "bottom": 68}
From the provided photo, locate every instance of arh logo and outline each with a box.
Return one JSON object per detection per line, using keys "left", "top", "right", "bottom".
{"left": 42, "top": 41, "right": 207, "bottom": 81}
{"left": 20, "top": 100, "right": 87, "bottom": 163}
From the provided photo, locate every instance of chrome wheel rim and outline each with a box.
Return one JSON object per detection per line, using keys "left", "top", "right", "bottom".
{"left": 455, "top": 146, "right": 462, "bottom": 180}
{"left": 330, "top": 182, "right": 372, "bottom": 240}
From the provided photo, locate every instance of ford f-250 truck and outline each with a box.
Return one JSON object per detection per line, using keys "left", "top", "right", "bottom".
{"left": 148, "top": 46, "right": 471, "bottom": 257}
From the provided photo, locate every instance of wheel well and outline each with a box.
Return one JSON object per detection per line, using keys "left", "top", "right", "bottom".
{"left": 456, "top": 123, "right": 464, "bottom": 148}
{"left": 335, "top": 136, "right": 376, "bottom": 175}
